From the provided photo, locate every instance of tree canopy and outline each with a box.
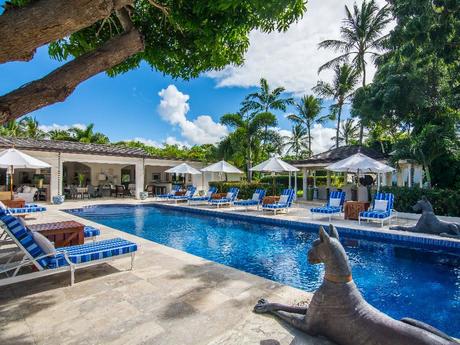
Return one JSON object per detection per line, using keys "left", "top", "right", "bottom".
{"left": 0, "top": 1, "right": 307, "bottom": 121}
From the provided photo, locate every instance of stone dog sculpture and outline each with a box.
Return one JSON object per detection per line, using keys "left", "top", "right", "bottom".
{"left": 390, "top": 197, "right": 460, "bottom": 238}
{"left": 254, "top": 225, "right": 458, "bottom": 345}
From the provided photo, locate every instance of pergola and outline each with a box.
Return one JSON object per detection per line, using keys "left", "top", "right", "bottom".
{"left": 289, "top": 145, "right": 394, "bottom": 200}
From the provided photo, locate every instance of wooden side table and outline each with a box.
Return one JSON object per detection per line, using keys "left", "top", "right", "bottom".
{"left": 262, "top": 196, "right": 280, "bottom": 205}
{"left": 212, "top": 193, "right": 227, "bottom": 200}
{"left": 28, "top": 221, "right": 84, "bottom": 248}
{"left": 344, "top": 201, "right": 370, "bottom": 220}
{"left": 3, "top": 198, "right": 26, "bottom": 208}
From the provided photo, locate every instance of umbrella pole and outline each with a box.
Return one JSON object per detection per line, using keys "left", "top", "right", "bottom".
{"left": 272, "top": 174, "right": 276, "bottom": 195}
{"left": 10, "top": 165, "right": 13, "bottom": 200}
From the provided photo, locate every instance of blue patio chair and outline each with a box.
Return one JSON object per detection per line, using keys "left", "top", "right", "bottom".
{"left": 0, "top": 201, "right": 46, "bottom": 216}
{"left": 188, "top": 186, "right": 217, "bottom": 205}
{"left": 310, "top": 191, "right": 346, "bottom": 222}
{"left": 0, "top": 213, "right": 137, "bottom": 287}
{"left": 156, "top": 184, "right": 181, "bottom": 199}
{"left": 209, "top": 187, "right": 239, "bottom": 208}
{"left": 234, "top": 189, "right": 266, "bottom": 210}
{"left": 262, "top": 188, "right": 295, "bottom": 215}
{"left": 169, "top": 186, "right": 197, "bottom": 203}
{"left": 359, "top": 192, "right": 396, "bottom": 227}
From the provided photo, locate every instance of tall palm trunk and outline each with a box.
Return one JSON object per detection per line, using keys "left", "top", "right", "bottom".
{"left": 336, "top": 103, "right": 343, "bottom": 149}
{"left": 247, "top": 144, "right": 253, "bottom": 182}
{"left": 359, "top": 64, "right": 366, "bottom": 146}
{"left": 307, "top": 124, "right": 312, "bottom": 157}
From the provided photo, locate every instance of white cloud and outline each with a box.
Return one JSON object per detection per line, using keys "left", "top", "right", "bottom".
{"left": 281, "top": 124, "right": 335, "bottom": 155}
{"left": 39, "top": 123, "right": 86, "bottom": 132}
{"left": 165, "top": 136, "right": 190, "bottom": 147}
{"left": 157, "top": 85, "right": 228, "bottom": 145}
{"left": 207, "top": 0, "right": 389, "bottom": 95}
{"left": 130, "top": 137, "right": 162, "bottom": 147}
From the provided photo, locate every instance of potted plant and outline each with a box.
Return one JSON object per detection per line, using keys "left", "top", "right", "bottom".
{"left": 77, "top": 173, "right": 85, "bottom": 187}
{"left": 33, "top": 174, "right": 45, "bottom": 189}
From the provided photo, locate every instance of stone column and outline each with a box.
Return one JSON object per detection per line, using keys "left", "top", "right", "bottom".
{"left": 135, "top": 158, "right": 145, "bottom": 199}
{"left": 49, "top": 153, "right": 60, "bottom": 201}
{"left": 302, "top": 168, "right": 307, "bottom": 200}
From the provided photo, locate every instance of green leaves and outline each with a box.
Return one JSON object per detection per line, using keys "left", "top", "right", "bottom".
{"left": 48, "top": 1, "right": 307, "bottom": 79}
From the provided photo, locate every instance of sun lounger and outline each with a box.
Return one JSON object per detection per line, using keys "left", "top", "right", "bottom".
{"left": 359, "top": 192, "right": 396, "bottom": 227}
{"left": 169, "top": 186, "right": 197, "bottom": 203}
{"left": 188, "top": 186, "right": 217, "bottom": 205}
{"left": 156, "top": 185, "right": 181, "bottom": 199}
{"left": 209, "top": 187, "right": 239, "bottom": 208}
{"left": 83, "top": 226, "right": 100, "bottom": 241}
{"left": 0, "top": 201, "right": 46, "bottom": 216}
{"left": 262, "top": 188, "right": 295, "bottom": 215}
{"left": 234, "top": 189, "right": 266, "bottom": 210}
{"left": 0, "top": 213, "right": 137, "bottom": 286}
{"left": 310, "top": 191, "right": 346, "bottom": 222}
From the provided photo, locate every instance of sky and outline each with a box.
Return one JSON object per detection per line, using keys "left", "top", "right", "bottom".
{"left": 0, "top": 0, "right": 387, "bottom": 154}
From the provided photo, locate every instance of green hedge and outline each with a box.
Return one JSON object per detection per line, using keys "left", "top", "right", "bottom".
{"left": 209, "top": 181, "right": 285, "bottom": 199}
{"left": 380, "top": 186, "right": 460, "bottom": 217}
{"left": 259, "top": 174, "right": 344, "bottom": 187}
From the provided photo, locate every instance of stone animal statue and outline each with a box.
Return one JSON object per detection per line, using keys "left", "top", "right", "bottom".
{"left": 390, "top": 197, "right": 460, "bottom": 239}
{"left": 254, "top": 224, "right": 458, "bottom": 345}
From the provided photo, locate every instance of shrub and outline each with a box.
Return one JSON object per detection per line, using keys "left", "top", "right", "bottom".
{"left": 380, "top": 186, "right": 460, "bottom": 217}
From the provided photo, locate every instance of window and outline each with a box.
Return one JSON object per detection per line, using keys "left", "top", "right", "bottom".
{"left": 152, "top": 173, "right": 160, "bottom": 181}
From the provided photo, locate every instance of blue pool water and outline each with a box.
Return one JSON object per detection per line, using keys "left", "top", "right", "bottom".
{"left": 67, "top": 204, "right": 460, "bottom": 337}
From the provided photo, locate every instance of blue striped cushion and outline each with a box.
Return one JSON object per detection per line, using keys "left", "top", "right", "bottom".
{"left": 9, "top": 206, "right": 46, "bottom": 214}
{"left": 189, "top": 196, "right": 209, "bottom": 201}
{"left": 0, "top": 214, "right": 48, "bottom": 267}
{"left": 83, "top": 226, "right": 100, "bottom": 238}
{"left": 360, "top": 210, "right": 391, "bottom": 219}
{"left": 48, "top": 238, "right": 137, "bottom": 268}
{"left": 263, "top": 203, "right": 289, "bottom": 209}
{"left": 210, "top": 198, "right": 231, "bottom": 204}
{"left": 234, "top": 200, "right": 258, "bottom": 206}
{"left": 311, "top": 206, "right": 341, "bottom": 214}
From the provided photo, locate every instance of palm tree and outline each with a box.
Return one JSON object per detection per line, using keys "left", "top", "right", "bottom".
{"left": 48, "top": 129, "right": 74, "bottom": 141}
{"left": 69, "top": 123, "right": 109, "bottom": 144}
{"left": 0, "top": 120, "right": 23, "bottom": 137}
{"left": 241, "top": 78, "right": 293, "bottom": 151}
{"left": 19, "top": 116, "right": 46, "bottom": 139}
{"left": 220, "top": 110, "right": 277, "bottom": 181}
{"left": 283, "top": 124, "right": 310, "bottom": 158}
{"left": 287, "top": 95, "right": 328, "bottom": 157}
{"left": 313, "top": 63, "right": 360, "bottom": 149}
{"left": 331, "top": 118, "right": 360, "bottom": 147}
{"left": 318, "top": 0, "right": 390, "bottom": 143}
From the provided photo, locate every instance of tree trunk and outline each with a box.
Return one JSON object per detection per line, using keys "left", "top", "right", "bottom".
{"left": 307, "top": 124, "right": 312, "bottom": 157}
{"left": 336, "top": 106, "right": 342, "bottom": 149}
{"left": 358, "top": 65, "right": 367, "bottom": 146}
{"left": 0, "top": 0, "right": 133, "bottom": 64}
{"left": 247, "top": 144, "right": 253, "bottom": 182}
{"left": 0, "top": 30, "right": 144, "bottom": 122}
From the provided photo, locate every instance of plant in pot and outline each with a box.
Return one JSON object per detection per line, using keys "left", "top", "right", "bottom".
{"left": 33, "top": 174, "right": 45, "bottom": 189}
{"left": 77, "top": 173, "right": 85, "bottom": 187}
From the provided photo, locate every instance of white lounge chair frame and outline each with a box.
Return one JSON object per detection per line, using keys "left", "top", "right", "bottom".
{"left": 0, "top": 226, "right": 135, "bottom": 287}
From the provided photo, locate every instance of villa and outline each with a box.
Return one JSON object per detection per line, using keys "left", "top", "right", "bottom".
{"left": 0, "top": 137, "right": 241, "bottom": 202}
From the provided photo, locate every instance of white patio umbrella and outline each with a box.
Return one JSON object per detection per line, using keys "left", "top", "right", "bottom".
{"left": 251, "top": 157, "right": 299, "bottom": 194}
{"left": 325, "top": 152, "right": 395, "bottom": 190}
{"left": 165, "top": 163, "right": 201, "bottom": 187}
{"left": 201, "top": 160, "right": 243, "bottom": 181}
{"left": 0, "top": 148, "right": 51, "bottom": 199}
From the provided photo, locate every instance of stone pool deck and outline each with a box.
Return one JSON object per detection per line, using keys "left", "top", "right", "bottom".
{"left": 1, "top": 199, "right": 336, "bottom": 345}
{"left": 2, "top": 199, "right": 458, "bottom": 345}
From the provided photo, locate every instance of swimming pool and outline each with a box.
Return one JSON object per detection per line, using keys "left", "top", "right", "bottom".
{"left": 67, "top": 204, "right": 460, "bottom": 337}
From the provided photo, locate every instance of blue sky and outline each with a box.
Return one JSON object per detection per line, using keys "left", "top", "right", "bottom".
{"left": 0, "top": 0, "right": 384, "bottom": 153}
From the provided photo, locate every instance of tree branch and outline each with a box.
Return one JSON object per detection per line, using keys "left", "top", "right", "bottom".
{"left": 0, "top": 30, "right": 144, "bottom": 122}
{"left": 0, "top": 0, "right": 133, "bottom": 64}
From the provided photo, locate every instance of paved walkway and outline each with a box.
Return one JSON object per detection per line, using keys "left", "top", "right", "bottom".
{"left": 1, "top": 199, "right": 335, "bottom": 345}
